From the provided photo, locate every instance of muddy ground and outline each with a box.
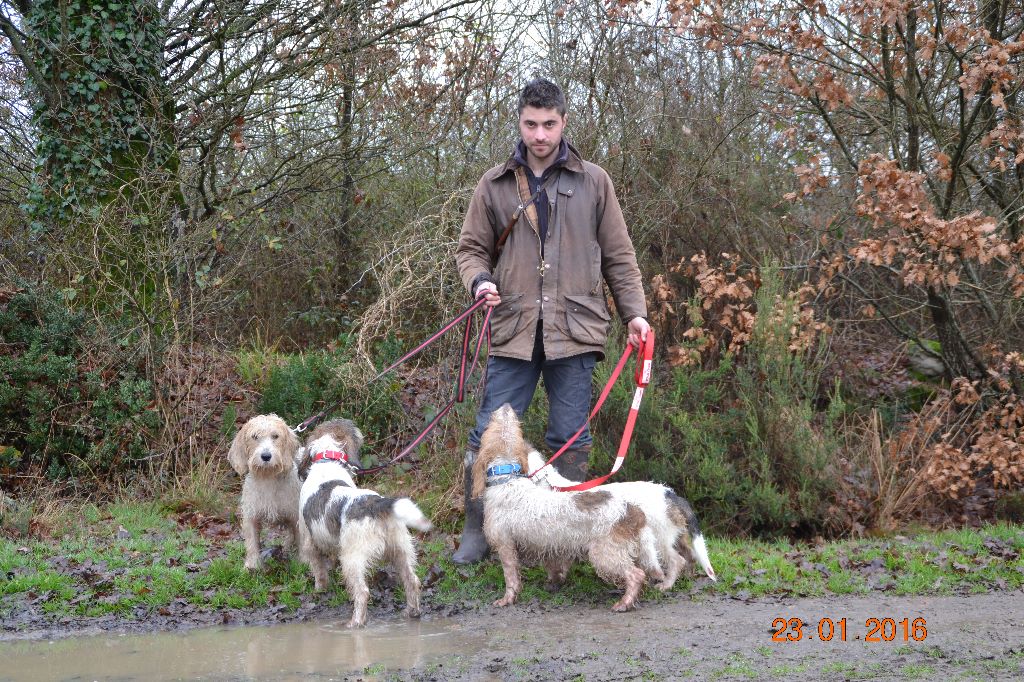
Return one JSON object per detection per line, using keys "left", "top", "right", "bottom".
{"left": 5, "top": 585, "right": 1024, "bottom": 680}
{"left": 386, "top": 590, "right": 1024, "bottom": 681}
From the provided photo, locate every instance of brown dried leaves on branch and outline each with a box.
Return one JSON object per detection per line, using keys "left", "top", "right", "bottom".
{"left": 659, "top": 253, "right": 827, "bottom": 368}
{"left": 923, "top": 354, "right": 1024, "bottom": 500}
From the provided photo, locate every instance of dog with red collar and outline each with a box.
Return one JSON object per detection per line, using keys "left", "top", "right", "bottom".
{"left": 297, "top": 418, "right": 432, "bottom": 628}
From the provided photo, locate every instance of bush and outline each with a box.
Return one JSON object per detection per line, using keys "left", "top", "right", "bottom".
{"left": 589, "top": 268, "right": 842, "bottom": 538}
{"left": 254, "top": 335, "right": 411, "bottom": 468}
{"left": 0, "top": 286, "right": 158, "bottom": 486}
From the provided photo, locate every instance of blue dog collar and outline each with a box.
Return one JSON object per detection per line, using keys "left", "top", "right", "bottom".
{"left": 485, "top": 462, "right": 525, "bottom": 487}
{"left": 486, "top": 463, "right": 522, "bottom": 477}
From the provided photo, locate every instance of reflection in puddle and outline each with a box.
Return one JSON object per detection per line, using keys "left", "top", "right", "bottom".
{"left": 0, "top": 616, "right": 486, "bottom": 681}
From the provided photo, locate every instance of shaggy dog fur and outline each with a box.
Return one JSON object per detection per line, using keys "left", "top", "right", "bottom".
{"left": 473, "top": 404, "right": 647, "bottom": 612}
{"left": 527, "top": 450, "right": 717, "bottom": 590}
{"left": 297, "top": 418, "right": 432, "bottom": 628}
{"left": 227, "top": 414, "right": 303, "bottom": 571}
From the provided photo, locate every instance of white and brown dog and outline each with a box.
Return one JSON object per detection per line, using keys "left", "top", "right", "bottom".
{"left": 473, "top": 404, "right": 647, "bottom": 612}
{"left": 227, "top": 414, "right": 303, "bottom": 571}
{"left": 527, "top": 450, "right": 717, "bottom": 590}
{"left": 297, "top": 418, "right": 432, "bottom": 628}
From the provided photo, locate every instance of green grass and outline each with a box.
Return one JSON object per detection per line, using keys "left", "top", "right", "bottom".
{"left": 900, "top": 663, "right": 936, "bottom": 679}
{"left": 3, "top": 500, "right": 1024, "bottom": 626}
{"left": 711, "top": 653, "right": 757, "bottom": 679}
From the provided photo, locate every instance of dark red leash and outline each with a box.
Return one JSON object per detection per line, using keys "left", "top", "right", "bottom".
{"left": 292, "top": 296, "right": 491, "bottom": 435}
{"left": 356, "top": 304, "right": 492, "bottom": 475}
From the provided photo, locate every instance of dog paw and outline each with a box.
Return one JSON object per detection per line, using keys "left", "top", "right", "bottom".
{"left": 655, "top": 581, "right": 674, "bottom": 592}
{"left": 406, "top": 606, "right": 421, "bottom": 619}
{"left": 493, "top": 596, "right": 515, "bottom": 607}
{"left": 611, "top": 599, "right": 636, "bottom": 612}
{"left": 243, "top": 559, "right": 262, "bottom": 572}
{"left": 346, "top": 617, "right": 366, "bottom": 629}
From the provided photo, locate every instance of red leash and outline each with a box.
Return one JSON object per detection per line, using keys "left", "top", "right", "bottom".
{"left": 528, "top": 331, "right": 654, "bottom": 492}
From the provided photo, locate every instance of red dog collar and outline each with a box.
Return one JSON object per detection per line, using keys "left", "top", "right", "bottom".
{"left": 312, "top": 449, "right": 348, "bottom": 464}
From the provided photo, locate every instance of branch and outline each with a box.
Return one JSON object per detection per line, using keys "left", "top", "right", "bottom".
{"left": 808, "top": 95, "right": 858, "bottom": 173}
{"left": 832, "top": 267, "right": 942, "bottom": 361}
{"left": 0, "top": 6, "right": 57, "bottom": 109}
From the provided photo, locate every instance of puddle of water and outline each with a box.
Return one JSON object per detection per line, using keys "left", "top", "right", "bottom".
{"left": 0, "top": 616, "right": 487, "bottom": 681}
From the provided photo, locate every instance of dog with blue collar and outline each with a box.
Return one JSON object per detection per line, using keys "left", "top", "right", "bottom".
{"left": 470, "top": 403, "right": 647, "bottom": 612}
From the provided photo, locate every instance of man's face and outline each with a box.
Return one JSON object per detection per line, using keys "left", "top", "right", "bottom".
{"left": 518, "top": 105, "right": 566, "bottom": 167}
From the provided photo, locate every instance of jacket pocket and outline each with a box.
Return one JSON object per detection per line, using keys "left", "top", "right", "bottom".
{"left": 489, "top": 293, "right": 526, "bottom": 346}
{"left": 564, "top": 294, "right": 611, "bottom": 346}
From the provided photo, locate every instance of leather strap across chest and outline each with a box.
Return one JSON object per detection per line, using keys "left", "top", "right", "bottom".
{"left": 493, "top": 167, "right": 560, "bottom": 264}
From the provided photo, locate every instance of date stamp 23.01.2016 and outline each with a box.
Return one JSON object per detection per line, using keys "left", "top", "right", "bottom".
{"left": 771, "top": 617, "right": 928, "bottom": 643}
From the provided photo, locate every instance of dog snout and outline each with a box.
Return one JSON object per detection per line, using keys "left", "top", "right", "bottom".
{"left": 259, "top": 451, "right": 272, "bottom": 462}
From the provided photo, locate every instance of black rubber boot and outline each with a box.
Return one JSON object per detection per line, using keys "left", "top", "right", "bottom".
{"left": 452, "top": 451, "right": 489, "bottom": 565}
{"left": 555, "top": 447, "right": 591, "bottom": 484}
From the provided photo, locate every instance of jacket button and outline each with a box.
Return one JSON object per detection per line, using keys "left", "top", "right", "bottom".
{"left": 543, "top": 296, "right": 549, "bottom": 302}
{"left": 573, "top": 307, "right": 578, "bottom": 312}
{"left": 536, "top": 299, "right": 541, "bottom": 304}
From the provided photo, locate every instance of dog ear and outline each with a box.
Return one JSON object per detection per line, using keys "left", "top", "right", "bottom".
{"left": 470, "top": 449, "right": 487, "bottom": 499}
{"left": 227, "top": 422, "right": 251, "bottom": 476}
{"left": 294, "top": 446, "right": 311, "bottom": 478}
{"left": 515, "top": 441, "right": 531, "bottom": 474}
{"left": 526, "top": 448, "right": 545, "bottom": 476}
{"left": 351, "top": 426, "right": 364, "bottom": 456}
{"left": 283, "top": 426, "right": 301, "bottom": 464}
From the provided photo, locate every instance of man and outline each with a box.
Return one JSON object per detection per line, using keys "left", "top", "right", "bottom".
{"left": 453, "top": 78, "right": 650, "bottom": 564}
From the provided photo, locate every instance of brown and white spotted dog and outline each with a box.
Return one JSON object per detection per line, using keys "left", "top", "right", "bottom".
{"left": 527, "top": 449, "right": 717, "bottom": 590}
{"left": 297, "top": 418, "right": 432, "bottom": 628}
{"left": 227, "top": 414, "right": 303, "bottom": 571}
{"left": 472, "top": 404, "right": 647, "bottom": 612}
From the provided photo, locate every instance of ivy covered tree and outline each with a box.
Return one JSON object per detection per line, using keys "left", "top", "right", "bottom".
{"left": 1, "top": 0, "right": 176, "bottom": 227}
{"left": 0, "top": 0, "right": 485, "bottom": 331}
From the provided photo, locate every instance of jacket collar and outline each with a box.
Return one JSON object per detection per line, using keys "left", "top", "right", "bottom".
{"left": 497, "top": 140, "right": 584, "bottom": 178}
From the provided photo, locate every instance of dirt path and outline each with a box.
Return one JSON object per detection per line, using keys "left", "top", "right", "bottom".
{"left": 386, "top": 590, "right": 1024, "bottom": 681}
{"left": 4, "top": 589, "right": 1024, "bottom": 679}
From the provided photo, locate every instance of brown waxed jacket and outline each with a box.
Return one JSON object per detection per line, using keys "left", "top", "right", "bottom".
{"left": 455, "top": 143, "right": 648, "bottom": 361}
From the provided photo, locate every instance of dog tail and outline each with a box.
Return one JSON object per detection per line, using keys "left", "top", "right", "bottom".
{"left": 393, "top": 498, "right": 432, "bottom": 532}
{"left": 526, "top": 448, "right": 576, "bottom": 488}
{"left": 667, "top": 491, "right": 717, "bottom": 582}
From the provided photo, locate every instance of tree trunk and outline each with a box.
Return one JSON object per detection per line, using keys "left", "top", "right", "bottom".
{"left": 22, "top": 0, "right": 179, "bottom": 231}
{"left": 926, "top": 286, "right": 985, "bottom": 380}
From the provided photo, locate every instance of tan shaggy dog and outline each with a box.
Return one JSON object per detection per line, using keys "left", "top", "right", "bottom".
{"left": 227, "top": 414, "right": 303, "bottom": 571}
{"left": 473, "top": 404, "right": 647, "bottom": 611}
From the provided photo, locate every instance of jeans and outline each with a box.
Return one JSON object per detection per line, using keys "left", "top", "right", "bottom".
{"left": 468, "top": 323, "right": 597, "bottom": 451}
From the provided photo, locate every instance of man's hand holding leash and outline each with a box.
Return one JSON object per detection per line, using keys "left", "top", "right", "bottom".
{"left": 627, "top": 316, "right": 651, "bottom": 349}
{"left": 475, "top": 281, "right": 501, "bottom": 308}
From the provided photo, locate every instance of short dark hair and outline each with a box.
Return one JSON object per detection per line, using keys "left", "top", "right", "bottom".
{"left": 517, "top": 78, "right": 566, "bottom": 116}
